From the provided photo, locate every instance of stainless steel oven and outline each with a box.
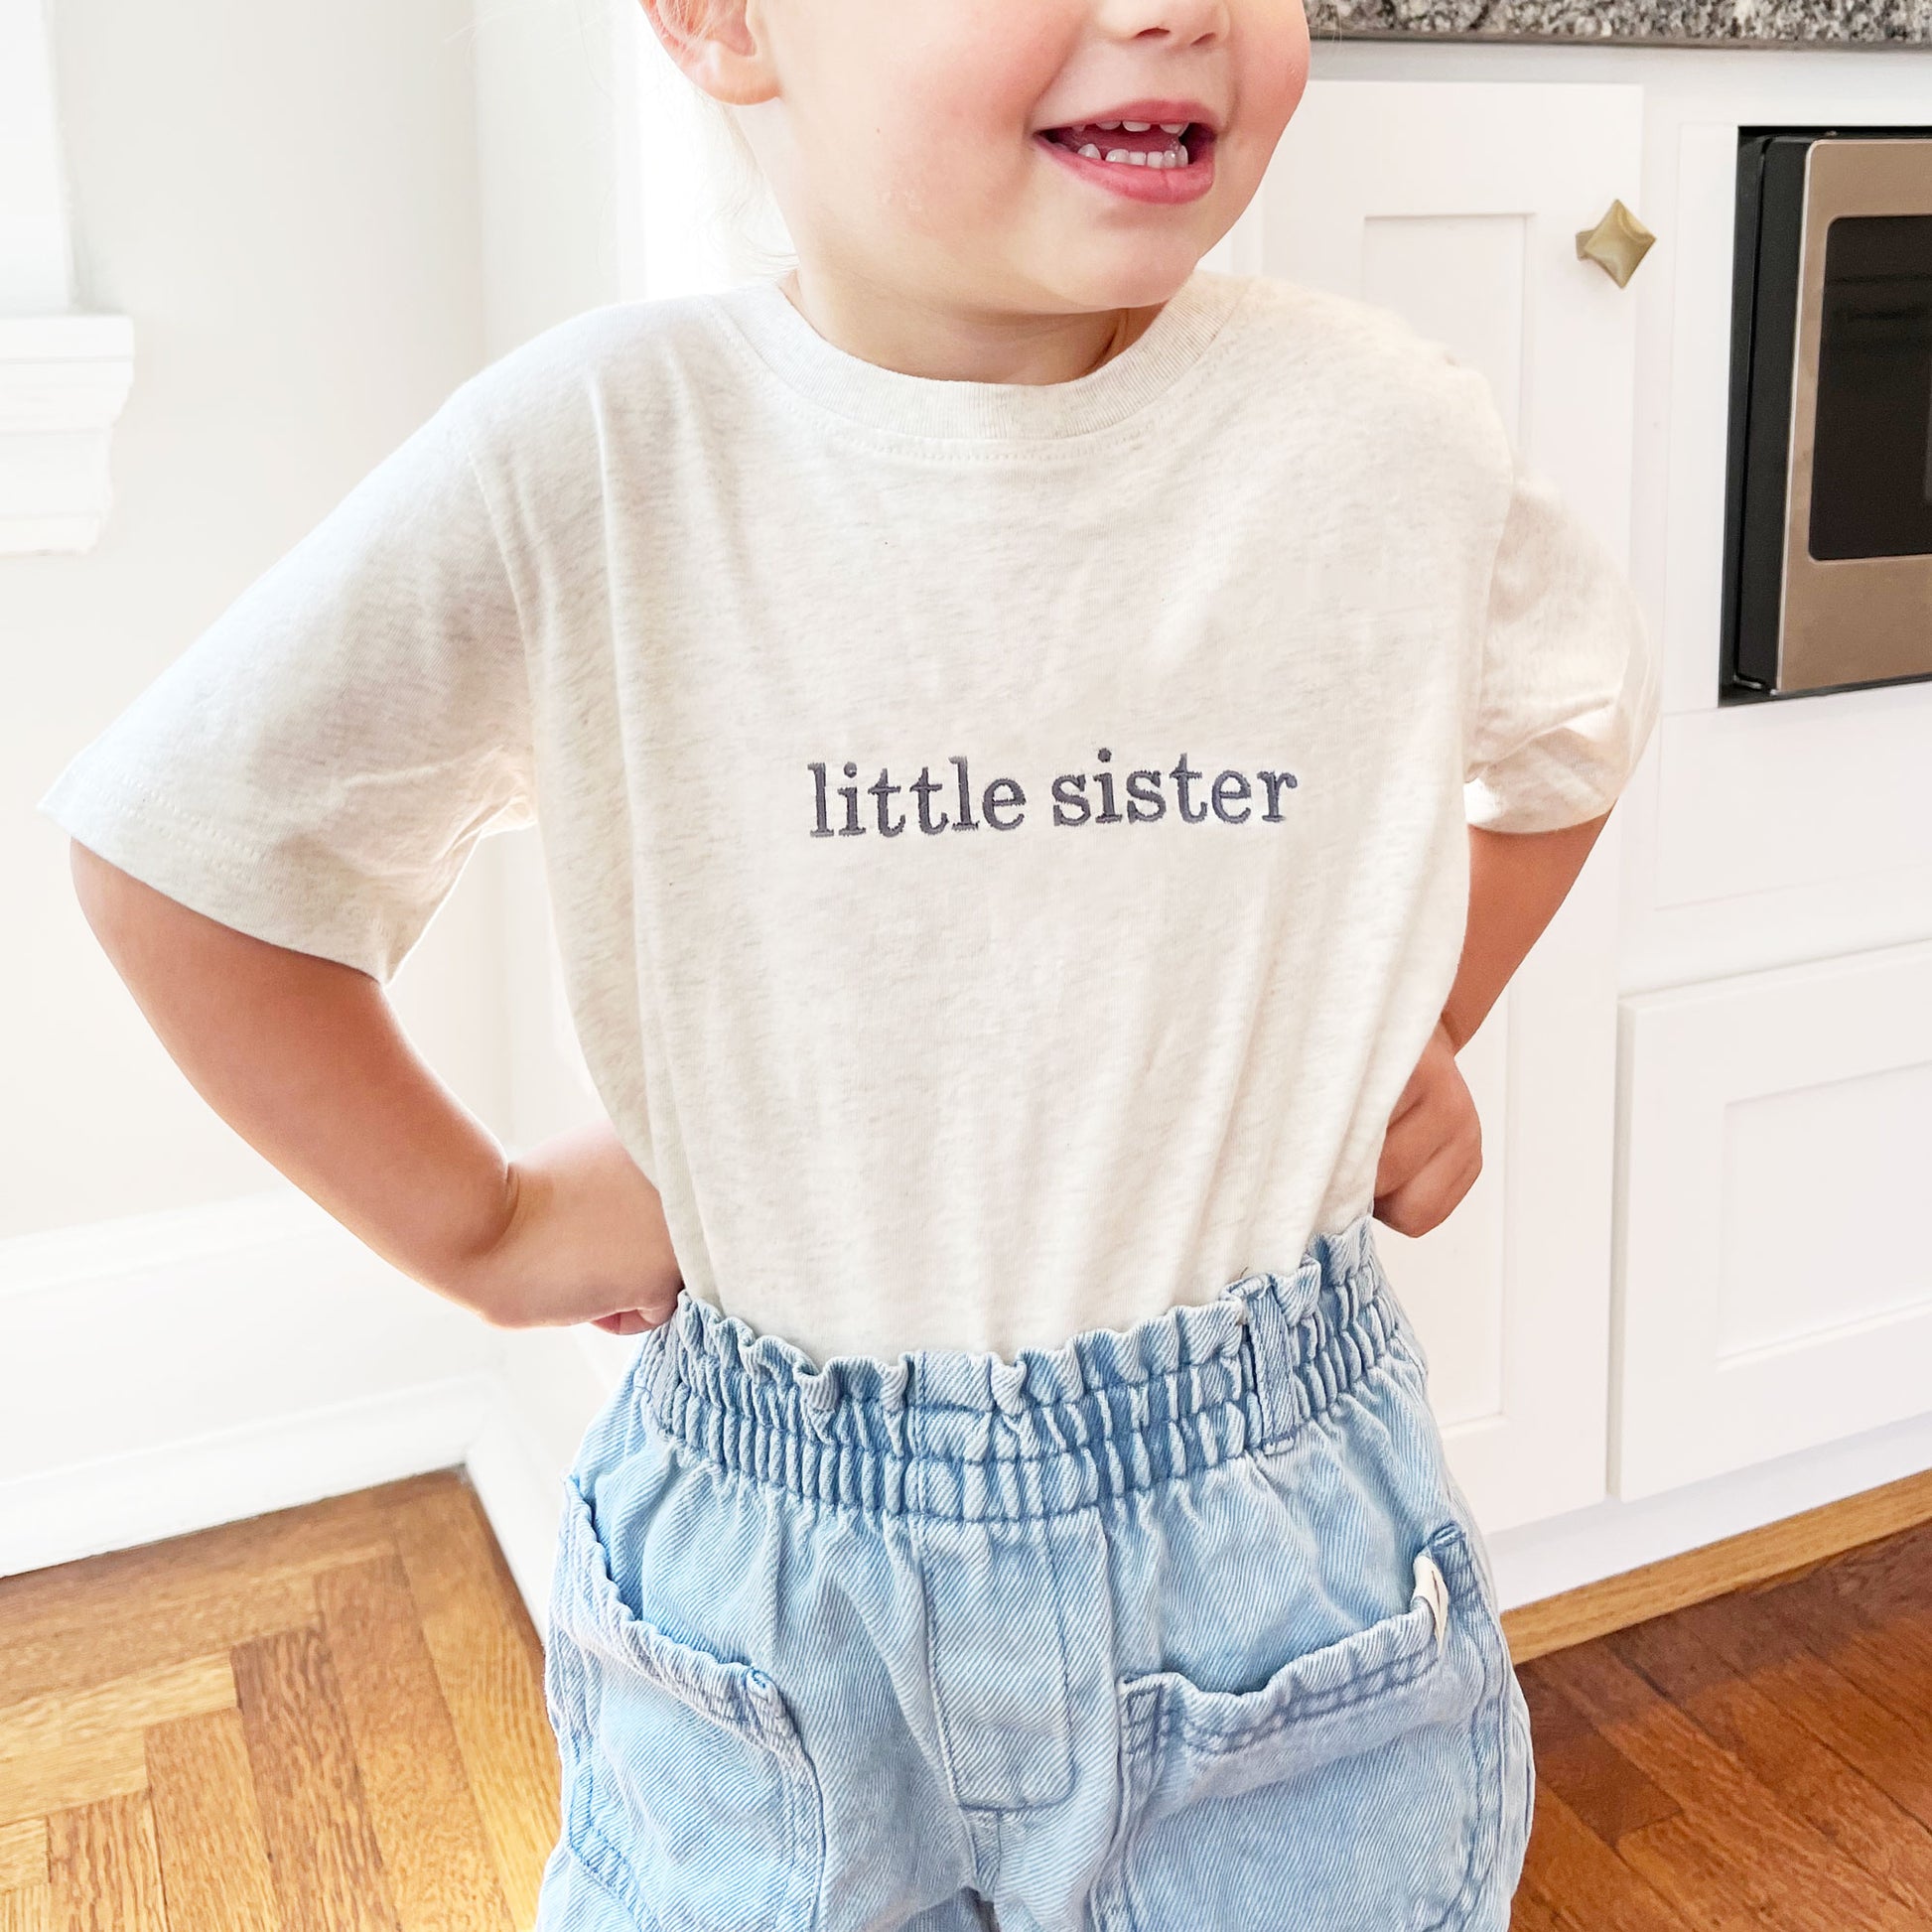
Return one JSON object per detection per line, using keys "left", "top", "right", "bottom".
{"left": 1722, "top": 129, "right": 1932, "bottom": 700}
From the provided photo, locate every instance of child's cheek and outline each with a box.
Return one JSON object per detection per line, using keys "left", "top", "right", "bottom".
{"left": 863, "top": 87, "right": 1038, "bottom": 243}
{"left": 1239, "top": 0, "right": 1312, "bottom": 143}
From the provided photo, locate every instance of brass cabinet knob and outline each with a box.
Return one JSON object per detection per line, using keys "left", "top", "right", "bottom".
{"left": 1575, "top": 200, "right": 1656, "bottom": 288}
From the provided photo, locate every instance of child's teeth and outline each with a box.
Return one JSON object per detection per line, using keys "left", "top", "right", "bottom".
{"left": 1063, "top": 129, "right": 1193, "bottom": 169}
{"left": 1160, "top": 121, "right": 1188, "bottom": 134}
{"left": 1122, "top": 120, "right": 1152, "bottom": 132}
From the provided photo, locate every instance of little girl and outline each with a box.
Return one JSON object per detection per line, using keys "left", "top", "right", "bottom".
{"left": 40, "top": 0, "right": 1659, "bottom": 1924}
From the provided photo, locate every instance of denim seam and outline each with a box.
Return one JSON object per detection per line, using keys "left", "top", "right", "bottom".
{"left": 567, "top": 1476, "right": 759, "bottom": 1733}
{"left": 1159, "top": 1615, "right": 1443, "bottom": 1752}
{"left": 1420, "top": 1533, "right": 1508, "bottom": 1932}
{"left": 563, "top": 1807, "right": 654, "bottom": 1932}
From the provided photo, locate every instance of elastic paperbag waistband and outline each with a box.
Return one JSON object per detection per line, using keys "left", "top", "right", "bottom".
{"left": 636, "top": 1206, "right": 1407, "bottom": 1522}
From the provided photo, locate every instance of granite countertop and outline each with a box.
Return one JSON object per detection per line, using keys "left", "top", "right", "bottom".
{"left": 1304, "top": 0, "right": 1932, "bottom": 43}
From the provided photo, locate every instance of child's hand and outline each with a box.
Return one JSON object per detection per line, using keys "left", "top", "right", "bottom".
{"left": 460, "top": 1120, "right": 684, "bottom": 1334}
{"left": 1372, "top": 1019, "right": 1482, "bottom": 1241}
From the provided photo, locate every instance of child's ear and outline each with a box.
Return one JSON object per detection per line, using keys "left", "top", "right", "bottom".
{"left": 638, "top": 0, "right": 777, "bottom": 107}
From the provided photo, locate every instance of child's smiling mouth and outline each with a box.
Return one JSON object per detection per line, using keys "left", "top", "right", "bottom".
{"left": 1035, "top": 101, "right": 1219, "bottom": 206}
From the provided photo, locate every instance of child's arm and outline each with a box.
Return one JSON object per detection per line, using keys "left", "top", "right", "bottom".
{"left": 71, "top": 842, "right": 682, "bottom": 1335}
{"left": 1442, "top": 810, "right": 1610, "bottom": 1053}
{"left": 1374, "top": 806, "right": 1612, "bottom": 1239}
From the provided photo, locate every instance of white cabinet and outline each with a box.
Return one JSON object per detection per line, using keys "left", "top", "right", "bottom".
{"left": 1616, "top": 939, "right": 1932, "bottom": 1499}
{"left": 1229, "top": 79, "right": 1649, "bottom": 1532}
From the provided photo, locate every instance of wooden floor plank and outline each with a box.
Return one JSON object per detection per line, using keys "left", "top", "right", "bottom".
{"left": 231, "top": 1623, "right": 399, "bottom": 1932}
{"left": 0, "top": 1478, "right": 463, "bottom": 1709}
{"left": 0, "top": 1885, "right": 51, "bottom": 1932}
{"left": 0, "top": 1477, "right": 453, "bottom": 1626}
{"left": 1544, "top": 1642, "right": 1923, "bottom": 1932}
{"left": 316, "top": 1554, "right": 516, "bottom": 1932}
{"left": 382, "top": 1480, "right": 558, "bottom": 1931}
{"left": 45, "top": 1793, "right": 166, "bottom": 1932}
{"left": 1518, "top": 1666, "right": 1682, "bottom": 1844}
{"left": 1507, "top": 1883, "right": 1571, "bottom": 1932}
{"left": 1716, "top": 1588, "right": 1932, "bottom": 1837}
{"left": 1778, "top": 1536, "right": 1932, "bottom": 1737}
{"left": 1513, "top": 1782, "right": 1693, "bottom": 1932}
{"left": 0, "top": 1575, "right": 325, "bottom": 1717}
{"left": 145, "top": 1705, "right": 282, "bottom": 1932}
{"left": 0, "top": 1483, "right": 414, "bottom": 1638}
{"left": 0, "top": 1823, "right": 46, "bottom": 1894}
{"left": 0, "top": 1731, "right": 147, "bottom": 1832}
{"left": 1614, "top": 1599, "right": 1932, "bottom": 1919}
{"left": 1606, "top": 1811, "right": 1768, "bottom": 1932}
{"left": 0, "top": 1655, "right": 234, "bottom": 1764}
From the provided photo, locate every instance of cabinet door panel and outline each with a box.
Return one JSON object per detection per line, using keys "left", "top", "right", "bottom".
{"left": 1617, "top": 939, "right": 1932, "bottom": 1499}
{"left": 1223, "top": 80, "right": 1645, "bottom": 1530}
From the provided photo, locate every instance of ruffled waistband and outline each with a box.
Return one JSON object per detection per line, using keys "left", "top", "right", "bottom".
{"left": 635, "top": 1207, "right": 1407, "bottom": 1521}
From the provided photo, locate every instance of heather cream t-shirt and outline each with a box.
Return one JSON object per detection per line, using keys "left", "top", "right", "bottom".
{"left": 39, "top": 270, "right": 1660, "bottom": 1367}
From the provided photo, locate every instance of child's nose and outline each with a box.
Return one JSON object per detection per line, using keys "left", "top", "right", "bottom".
{"left": 1099, "top": 0, "right": 1232, "bottom": 50}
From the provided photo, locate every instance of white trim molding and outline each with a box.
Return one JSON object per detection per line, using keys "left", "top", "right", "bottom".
{"left": 0, "top": 313, "right": 135, "bottom": 554}
{"left": 1, "top": 0, "right": 134, "bottom": 554}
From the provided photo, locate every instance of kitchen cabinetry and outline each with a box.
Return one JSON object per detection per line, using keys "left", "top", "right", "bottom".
{"left": 1227, "top": 78, "right": 1648, "bottom": 1533}
{"left": 1229, "top": 47, "right": 1932, "bottom": 1589}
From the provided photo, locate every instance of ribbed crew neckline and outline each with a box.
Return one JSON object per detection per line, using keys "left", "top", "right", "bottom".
{"left": 713, "top": 269, "right": 1251, "bottom": 442}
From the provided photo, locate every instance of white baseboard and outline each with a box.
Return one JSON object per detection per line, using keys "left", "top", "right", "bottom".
{"left": 1488, "top": 1406, "right": 1932, "bottom": 1611}
{"left": 0, "top": 1372, "right": 494, "bottom": 1580}
{"left": 0, "top": 1186, "right": 517, "bottom": 1581}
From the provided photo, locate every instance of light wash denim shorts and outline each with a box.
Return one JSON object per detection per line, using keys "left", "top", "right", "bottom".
{"left": 532, "top": 1205, "right": 1535, "bottom": 1931}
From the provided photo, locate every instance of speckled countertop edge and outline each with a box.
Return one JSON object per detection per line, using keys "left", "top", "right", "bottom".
{"left": 1303, "top": 0, "right": 1932, "bottom": 44}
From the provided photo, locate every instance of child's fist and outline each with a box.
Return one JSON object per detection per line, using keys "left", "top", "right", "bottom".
{"left": 1372, "top": 1019, "right": 1482, "bottom": 1241}
{"left": 457, "top": 1120, "right": 684, "bottom": 1333}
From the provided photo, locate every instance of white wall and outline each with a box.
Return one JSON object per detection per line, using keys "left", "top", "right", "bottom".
{"left": 12, "top": 0, "right": 512, "bottom": 1232}
{"left": 3, "top": 0, "right": 553, "bottom": 1578}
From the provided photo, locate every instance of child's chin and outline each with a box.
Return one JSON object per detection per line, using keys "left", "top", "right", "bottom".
{"left": 1044, "top": 245, "right": 1205, "bottom": 315}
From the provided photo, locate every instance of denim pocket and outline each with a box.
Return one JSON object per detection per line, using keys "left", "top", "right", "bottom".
{"left": 1107, "top": 1521, "right": 1512, "bottom": 1932}
{"left": 547, "top": 1469, "right": 824, "bottom": 1932}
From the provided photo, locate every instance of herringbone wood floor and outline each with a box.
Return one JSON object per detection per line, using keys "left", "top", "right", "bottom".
{"left": 0, "top": 1469, "right": 558, "bottom": 1932}
{"left": 3, "top": 1469, "right": 1929, "bottom": 1930}
{"left": 1511, "top": 1517, "right": 1932, "bottom": 1930}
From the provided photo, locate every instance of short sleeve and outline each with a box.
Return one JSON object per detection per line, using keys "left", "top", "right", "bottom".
{"left": 1463, "top": 444, "right": 1661, "bottom": 836}
{"left": 36, "top": 387, "right": 535, "bottom": 984}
